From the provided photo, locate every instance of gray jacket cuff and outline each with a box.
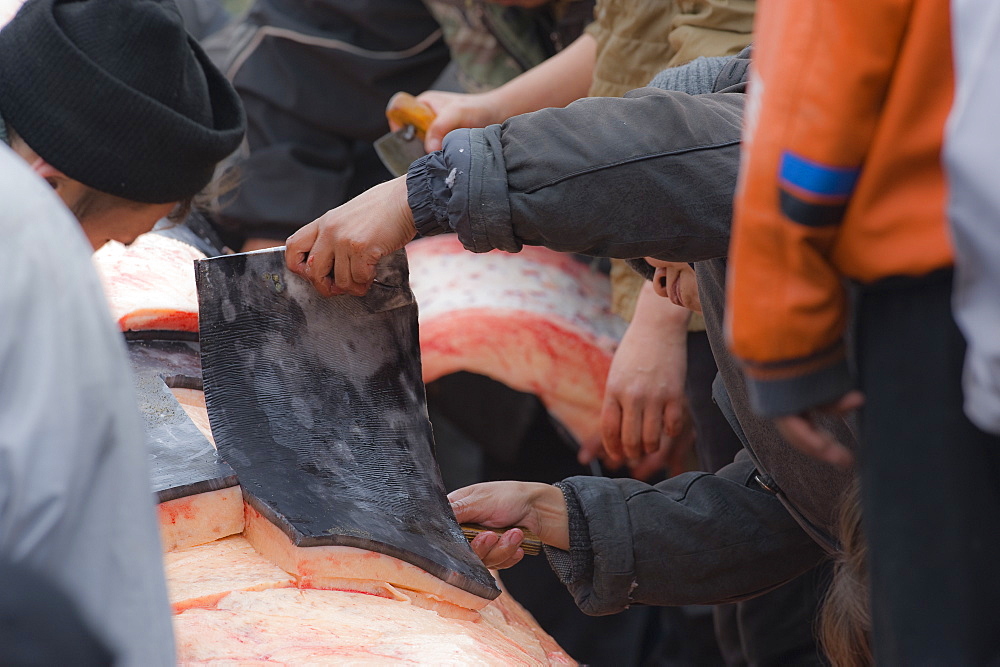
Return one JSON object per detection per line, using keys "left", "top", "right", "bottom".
{"left": 745, "top": 355, "right": 855, "bottom": 418}
{"left": 462, "top": 126, "right": 519, "bottom": 253}
{"left": 557, "top": 476, "right": 639, "bottom": 616}
{"left": 406, "top": 128, "right": 474, "bottom": 238}
{"left": 405, "top": 126, "right": 521, "bottom": 254}
{"left": 546, "top": 482, "right": 594, "bottom": 585}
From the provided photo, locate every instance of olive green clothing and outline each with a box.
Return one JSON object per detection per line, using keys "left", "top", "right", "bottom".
{"left": 587, "top": 0, "right": 754, "bottom": 98}
{"left": 424, "top": 0, "right": 595, "bottom": 93}
{"left": 592, "top": 0, "right": 754, "bottom": 321}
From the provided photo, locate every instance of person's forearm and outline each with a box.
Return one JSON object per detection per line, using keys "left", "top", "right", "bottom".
{"left": 529, "top": 483, "right": 570, "bottom": 551}
{"left": 486, "top": 33, "right": 595, "bottom": 119}
{"left": 599, "top": 281, "right": 692, "bottom": 464}
{"left": 630, "top": 281, "right": 692, "bottom": 333}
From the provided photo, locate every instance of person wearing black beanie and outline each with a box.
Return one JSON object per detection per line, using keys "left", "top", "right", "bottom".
{"left": 0, "top": 0, "right": 245, "bottom": 250}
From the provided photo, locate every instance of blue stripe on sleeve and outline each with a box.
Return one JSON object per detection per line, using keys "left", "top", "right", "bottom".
{"left": 779, "top": 152, "right": 859, "bottom": 198}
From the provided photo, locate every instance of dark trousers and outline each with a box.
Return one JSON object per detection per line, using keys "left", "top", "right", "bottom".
{"left": 857, "top": 269, "right": 1000, "bottom": 664}
{"left": 713, "top": 563, "right": 830, "bottom": 667}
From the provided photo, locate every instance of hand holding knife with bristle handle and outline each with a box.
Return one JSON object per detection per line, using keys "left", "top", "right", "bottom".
{"left": 460, "top": 524, "right": 543, "bottom": 556}
{"left": 374, "top": 92, "right": 437, "bottom": 177}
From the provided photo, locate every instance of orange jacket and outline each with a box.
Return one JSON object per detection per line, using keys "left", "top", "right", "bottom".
{"left": 726, "top": 0, "right": 954, "bottom": 417}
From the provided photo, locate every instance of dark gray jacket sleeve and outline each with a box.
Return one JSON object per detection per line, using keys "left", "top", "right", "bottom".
{"left": 407, "top": 88, "right": 743, "bottom": 262}
{"left": 542, "top": 450, "right": 826, "bottom": 616}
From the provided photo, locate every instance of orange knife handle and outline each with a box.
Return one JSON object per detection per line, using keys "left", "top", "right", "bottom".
{"left": 385, "top": 92, "right": 436, "bottom": 139}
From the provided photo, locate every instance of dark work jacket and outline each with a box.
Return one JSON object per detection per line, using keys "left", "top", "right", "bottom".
{"left": 404, "top": 54, "right": 857, "bottom": 614}
{"left": 204, "top": 0, "right": 449, "bottom": 243}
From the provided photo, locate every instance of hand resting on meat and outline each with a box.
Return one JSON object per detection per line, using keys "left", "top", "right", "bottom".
{"left": 449, "top": 482, "right": 569, "bottom": 569}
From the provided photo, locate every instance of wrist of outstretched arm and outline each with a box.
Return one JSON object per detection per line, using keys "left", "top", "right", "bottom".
{"left": 388, "top": 176, "right": 416, "bottom": 240}
{"left": 481, "top": 86, "right": 517, "bottom": 123}
{"left": 529, "top": 483, "right": 570, "bottom": 551}
{"left": 622, "top": 311, "right": 690, "bottom": 363}
{"left": 625, "top": 285, "right": 690, "bottom": 344}
{"left": 632, "top": 285, "right": 692, "bottom": 330}
{"left": 622, "top": 265, "right": 690, "bottom": 344}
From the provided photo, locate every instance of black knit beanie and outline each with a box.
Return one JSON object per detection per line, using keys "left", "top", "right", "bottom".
{"left": 0, "top": 0, "right": 245, "bottom": 203}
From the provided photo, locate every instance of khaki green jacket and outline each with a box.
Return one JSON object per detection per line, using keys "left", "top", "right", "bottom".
{"left": 588, "top": 0, "right": 754, "bottom": 98}
{"left": 593, "top": 0, "right": 754, "bottom": 322}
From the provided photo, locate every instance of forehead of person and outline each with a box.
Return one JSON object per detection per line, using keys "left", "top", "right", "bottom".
{"left": 0, "top": 0, "right": 245, "bottom": 248}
